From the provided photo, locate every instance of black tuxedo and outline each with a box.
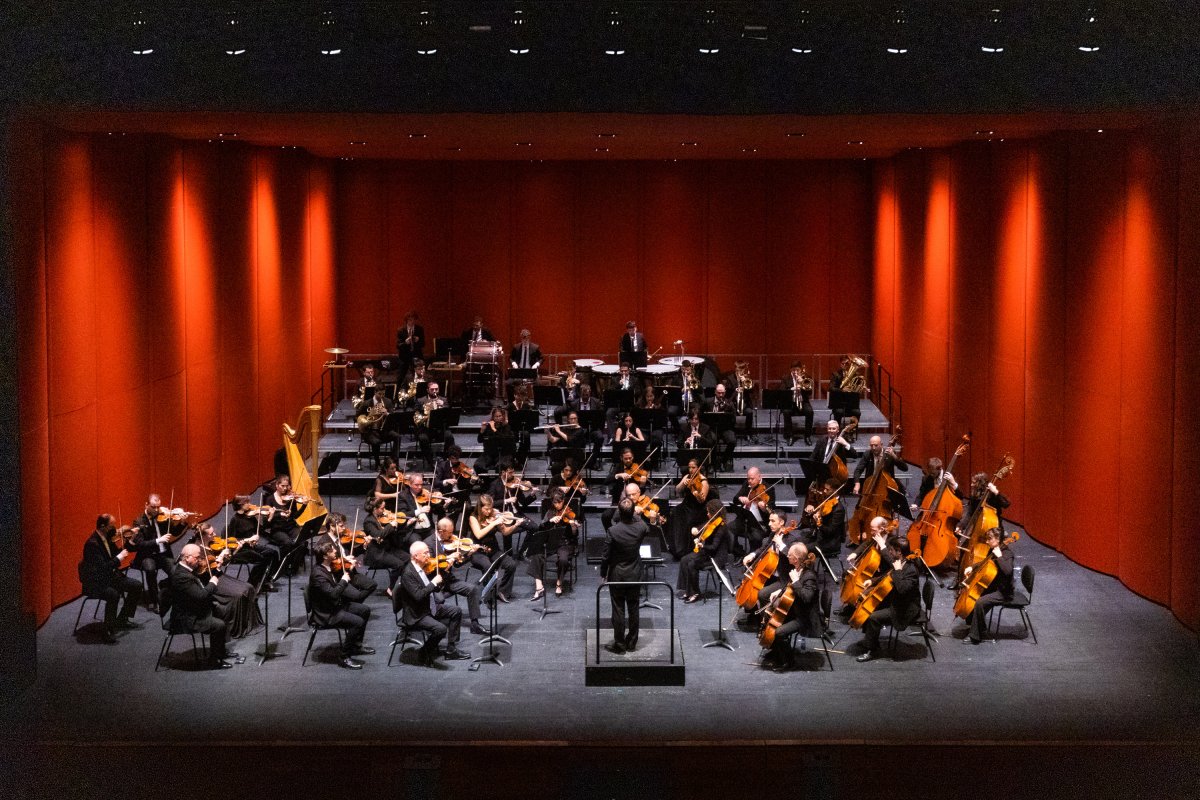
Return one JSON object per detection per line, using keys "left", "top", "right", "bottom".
{"left": 811, "top": 435, "right": 857, "bottom": 469}
{"left": 678, "top": 423, "right": 715, "bottom": 452}
{"left": 307, "top": 563, "right": 371, "bottom": 654}
{"left": 768, "top": 567, "right": 824, "bottom": 658}
{"left": 966, "top": 544, "right": 1015, "bottom": 642}
{"left": 395, "top": 560, "right": 463, "bottom": 656}
{"left": 727, "top": 481, "right": 774, "bottom": 552}
{"left": 781, "top": 374, "right": 815, "bottom": 443}
{"left": 396, "top": 323, "right": 425, "bottom": 377}
{"left": 168, "top": 563, "right": 227, "bottom": 658}
{"left": 676, "top": 517, "right": 730, "bottom": 597}
{"left": 78, "top": 531, "right": 142, "bottom": 630}
{"left": 509, "top": 341, "right": 543, "bottom": 370}
{"left": 619, "top": 331, "right": 647, "bottom": 368}
{"left": 800, "top": 501, "right": 846, "bottom": 563}
{"left": 600, "top": 517, "right": 648, "bottom": 648}
{"left": 423, "top": 534, "right": 483, "bottom": 623}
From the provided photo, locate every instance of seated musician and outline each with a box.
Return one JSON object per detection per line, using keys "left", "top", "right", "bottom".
{"left": 433, "top": 445, "right": 481, "bottom": 506}
{"left": 397, "top": 473, "right": 437, "bottom": 535}
{"left": 604, "top": 362, "right": 637, "bottom": 430}
{"left": 678, "top": 409, "right": 716, "bottom": 456}
{"left": 77, "top": 514, "right": 143, "bottom": 643}
{"left": 399, "top": 358, "right": 430, "bottom": 409}
{"left": 612, "top": 411, "right": 645, "bottom": 445}
{"left": 487, "top": 460, "right": 539, "bottom": 522}
{"left": 547, "top": 409, "right": 586, "bottom": 451}
{"left": 134, "top": 493, "right": 187, "bottom": 611}
{"left": 414, "top": 381, "right": 451, "bottom": 469}
{"left": 852, "top": 435, "right": 908, "bottom": 495}
{"left": 633, "top": 385, "right": 668, "bottom": 452}
{"left": 956, "top": 473, "right": 1011, "bottom": 538}
{"left": 509, "top": 328, "right": 542, "bottom": 371}
{"left": 358, "top": 386, "right": 401, "bottom": 464}
{"left": 396, "top": 311, "right": 425, "bottom": 381}
{"left": 171, "top": 543, "right": 236, "bottom": 669}
{"left": 264, "top": 474, "right": 306, "bottom": 562}
{"left": 466, "top": 494, "right": 520, "bottom": 602}
{"left": 424, "top": 518, "right": 492, "bottom": 635}
{"left": 677, "top": 361, "right": 700, "bottom": 419}
{"left": 554, "top": 365, "right": 582, "bottom": 422}
{"left": 476, "top": 406, "right": 515, "bottom": 476}
{"left": 186, "top": 523, "right": 261, "bottom": 639}
{"left": 705, "top": 384, "right": 738, "bottom": 472}
{"left": 961, "top": 527, "right": 1014, "bottom": 645}
{"left": 729, "top": 466, "right": 773, "bottom": 553}
{"left": 854, "top": 535, "right": 920, "bottom": 663}
{"left": 677, "top": 498, "right": 729, "bottom": 603}
{"left": 362, "top": 498, "right": 412, "bottom": 593}
{"left": 740, "top": 511, "right": 806, "bottom": 625}
{"left": 507, "top": 381, "right": 535, "bottom": 465}
{"left": 397, "top": 540, "right": 470, "bottom": 665}
{"left": 762, "top": 542, "right": 824, "bottom": 671}
{"left": 811, "top": 419, "right": 857, "bottom": 467}
{"left": 671, "top": 457, "right": 711, "bottom": 558}
{"left": 317, "top": 513, "right": 378, "bottom": 598}
{"left": 608, "top": 447, "right": 649, "bottom": 504}
{"left": 308, "top": 540, "right": 374, "bottom": 670}
{"left": 373, "top": 458, "right": 406, "bottom": 504}
{"left": 915, "top": 457, "right": 959, "bottom": 506}
{"left": 227, "top": 495, "right": 281, "bottom": 592}
{"left": 800, "top": 477, "right": 847, "bottom": 565}
{"left": 529, "top": 489, "right": 580, "bottom": 600}
{"left": 461, "top": 315, "right": 496, "bottom": 346}
{"left": 619, "top": 320, "right": 647, "bottom": 369}
{"left": 355, "top": 362, "right": 379, "bottom": 404}
{"left": 836, "top": 516, "right": 891, "bottom": 617}
{"left": 549, "top": 459, "right": 588, "bottom": 514}
{"left": 782, "top": 361, "right": 815, "bottom": 446}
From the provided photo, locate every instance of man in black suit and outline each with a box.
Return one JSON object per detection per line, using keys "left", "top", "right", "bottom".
{"left": 728, "top": 466, "right": 774, "bottom": 554}
{"left": 600, "top": 498, "right": 649, "bottom": 653}
{"left": 396, "top": 541, "right": 470, "bottom": 665}
{"left": 460, "top": 315, "right": 496, "bottom": 346}
{"left": 424, "top": 518, "right": 492, "bottom": 635}
{"left": 799, "top": 477, "right": 848, "bottom": 566}
{"left": 855, "top": 535, "right": 921, "bottom": 662}
{"left": 762, "top": 542, "right": 825, "bottom": 671}
{"left": 308, "top": 540, "right": 374, "bottom": 669}
{"left": 852, "top": 434, "right": 908, "bottom": 495}
{"left": 811, "top": 419, "right": 857, "bottom": 476}
{"left": 77, "top": 514, "right": 143, "bottom": 643}
{"left": 396, "top": 311, "right": 425, "bottom": 381}
{"left": 133, "top": 493, "right": 184, "bottom": 611}
{"left": 170, "top": 543, "right": 234, "bottom": 668}
{"left": 618, "top": 320, "right": 647, "bottom": 369}
{"left": 509, "top": 328, "right": 543, "bottom": 370}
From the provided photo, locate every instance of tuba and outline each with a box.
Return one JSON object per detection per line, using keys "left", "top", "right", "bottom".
{"left": 840, "top": 356, "right": 869, "bottom": 393}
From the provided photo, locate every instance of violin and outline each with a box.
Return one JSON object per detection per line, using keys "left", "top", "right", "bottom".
{"left": 113, "top": 525, "right": 140, "bottom": 570}
{"left": 281, "top": 493, "right": 311, "bottom": 504}
{"left": 692, "top": 511, "right": 725, "bottom": 553}
{"left": 734, "top": 521, "right": 798, "bottom": 611}
{"left": 242, "top": 504, "right": 273, "bottom": 517}
{"left": 686, "top": 472, "right": 707, "bottom": 499}
{"left": 422, "top": 551, "right": 461, "bottom": 574}
{"left": 207, "top": 536, "right": 243, "bottom": 555}
{"left": 379, "top": 510, "right": 408, "bottom": 526}
{"left": 383, "top": 471, "right": 406, "bottom": 487}
{"left": 634, "top": 494, "right": 659, "bottom": 517}
{"left": 339, "top": 530, "right": 370, "bottom": 548}
{"left": 452, "top": 462, "right": 476, "bottom": 481}
{"left": 330, "top": 554, "right": 358, "bottom": 574}
{"left": 746, "top": 483, "right": 770, "bottom": 508}
{"left": 155, "top": 507, "right": 197, "bottom": 523}
{"left": 552, "top": 506, "right": 577, "bottom": 524}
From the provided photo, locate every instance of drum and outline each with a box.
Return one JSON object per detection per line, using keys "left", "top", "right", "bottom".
{"left": 592, "top": 364, "right": 620, "bottom": 376}
{"left": 639, "top": 364, "right": 679, "bottom": 376}
{"left": 658, "top": 356, "right": 704, "bottom": 367}
{"left": 467, "top": 341, "right": 502, "bottom": 364}
{"left": 574, "top": 358, "right": 605, "bottom": 368}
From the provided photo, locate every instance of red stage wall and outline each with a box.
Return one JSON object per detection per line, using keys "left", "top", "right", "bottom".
{"left": 14, "top": 127, "right": 336, "bottom": 622}
{"left": 872, "top": 128, "right": 1200, "bottom": 631}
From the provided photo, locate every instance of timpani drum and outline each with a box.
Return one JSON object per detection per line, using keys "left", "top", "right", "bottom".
{"left": 638, "top": 363, "right": 679, "bottom": 385}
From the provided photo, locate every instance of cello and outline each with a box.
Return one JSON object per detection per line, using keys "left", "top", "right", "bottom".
{"left": 734, "top": 520, "right": 798, "bottom": 611}
{"left": 846, "top": 425, "right": 902, "bottom": 544}
{"left": 758, "top": 551, "right": 816, "bottom": 648}
{"left": 905, "top": 434, "right": 970, "bottom": 567}
{"left": 953, "top": 532, "right": 1019, "bottom": 619}
{"left": 838, "top": 519, "right": 897, "bottom": 605}
{"left": 956, "top": 455, "right": 1015, "bottom": 578}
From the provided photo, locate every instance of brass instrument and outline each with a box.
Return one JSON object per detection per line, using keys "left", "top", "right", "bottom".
{"left": 734, "top": 361, "right": 754, "bottom": 415}
{"left": 396, "top": 379, "right": 418, "bottom": 404}
{"left": 840, "top": 356, "right": 869, "bottom": 394}
{"left": 413, "top": 399, "right": 439, "bottom": 426}
{"left": 356, "top": 404, "right": 388, "bottom": 433}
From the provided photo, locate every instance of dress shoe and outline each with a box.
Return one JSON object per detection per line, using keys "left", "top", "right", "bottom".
{"left": 554, "top": 584, "right": 563, "bottom": 596}
{"left": 963, "top": 637, "right": 981, "bottom": 646}
{"left": 351, "top": 645, "right": 376, "bottom": 656}
{"left": 469, "top": 622, "right": 492, "bottom": 636}
{"left": 497, "top": 592, "right": 510, "bottom": 604}
{"left": 443, "top": 647, "right": 471, "bottom": 660}
{"left": 856, "top": 650, "right": 881, "bottom": 663}
{"left": 623, "top": 639, "right": 637, "bottom": 652}
{"left": 211, "top": 659, "right": 235, "bottom": 670}
{"left": 530, "top": 589, "right": 545, "bottom": 602}
{"left": 684, "top": 594, "right": 701, "bottom": 604}
{"left": 416, "top": 648, "right": 435, "bottom": 667}
{"left": 115, "top": 618, "right": 140, "bottom": 630}
{"left": 604, "top": 641, "right": 627, "bottom": 655}
{"left": 101, "top": 630, "right": 119, "bottom": 645}
{"left": 338, "top": 656, "right": 364, "bottom": 670}
{"left": 224, "top": 651, "right": 242, "bottom": 660}
{"left": 771, "top": 658, "right": 795, "bottom": 673}
{"left": 804, "top": 435, "right": 813, "bottom": 446}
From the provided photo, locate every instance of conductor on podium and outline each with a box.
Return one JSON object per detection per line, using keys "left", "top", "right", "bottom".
{"left": 600, "top": 497, "right": 649, "bottom": 654}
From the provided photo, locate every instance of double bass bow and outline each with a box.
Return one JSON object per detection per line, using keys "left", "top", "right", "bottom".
{"left": 905, "top": 434, "right": 970, "bottom": 567}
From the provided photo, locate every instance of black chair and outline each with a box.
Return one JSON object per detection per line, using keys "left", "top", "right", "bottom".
{"left": 300, "top": 585, "right": 344, "bottom": 666}
{"left": 782, "top": 578, "right": 836, "bottom": 671}
{"left": 988, "top": 565, "right": 1037, "bottom": 644}
{"left": 886, "top": 577, "right": 938, "bottom": 661}
{"left": 72, "top": 594, "right": 105, "bottom": 635}
{"left": 155, "top": 581, "right": 209, "bottom": 671}
{"left": 386, "top": 587, "right": 427, "bottom": 666}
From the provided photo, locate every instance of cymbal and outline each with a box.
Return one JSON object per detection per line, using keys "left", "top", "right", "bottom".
{"left": 325, "top": 347, "right": 349, "bottom": 355}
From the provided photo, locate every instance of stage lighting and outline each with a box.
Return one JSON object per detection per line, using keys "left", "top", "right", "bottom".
{"left": 506, "top": 8, "right": 530, "bottom": 55}
{"left": 414, "top": 8, "right": 439, "bottom": 56}
{"left": 602, "top": 9, "right": 629, "bottom": 56}
{"left": 222, "top": 11, "right": 247, "bottom": 56}
{"left": 128, "top": 10, "right": 155, "bottom": 55}
{"left": 979, "top": 7, "right": 1006, "bottom": 53}
{"left": 886, "top": 7, "right": 910, "bottom": 54}
{"left": 1075, "top": 4, "right": 1102, "bottom": 52}
{"left": 787, "top": 7, "right": 815, "bottom": 54}
{"left": 318, "top": 9, "right": 349, "bottom": 55}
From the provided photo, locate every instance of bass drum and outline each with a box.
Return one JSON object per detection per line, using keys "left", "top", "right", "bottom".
{"left": 466, "top": 341, "right": 502, "bottom": 364}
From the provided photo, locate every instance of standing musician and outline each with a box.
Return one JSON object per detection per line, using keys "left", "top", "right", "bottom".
{"left": 761, "top": 542, "right": 824, "bottom": 671}
{"left": 782, "top": 361, "right": 815, "bottom": 446}
{"left": 740, "top": 511, "right": 806, "bottom": 623}
{"left": 227, "top": 495, "right": 281, "bottom": 592}
{"left": 507, "top": 381, "right": 535, "bottom": 465}
{"left": 318, "top": 512, "right": 378, "bottom": 598}
{"left": 134, "top": 493, "right": 187, "bottom": 611}
{"left": 171, "top": 543, "right": 236, "bottom": 669}
{"left": 77, "top": 514, "right": 143, "bottom": 643}
{"left": 811, "top": 419, "right": 857, "bottom": 471}
{"left": 476, "top": 406, "right": 515, "bottom": 476}
{"left": 529, "top": 489, "right": 580, "bottom": 600}
{"left": 185, "top": 523, "right": 261, "bottom": 640}
{"left": 362, "top": 498, "right": 413, "bottom": 593}
{"left": 854, "top": 535, "right": 920, "bottom": 663}
{"left": 600, "top": 497, "right": 649, "bottom": 653}
{"left": 358, "top": 386, "right": 400, "bottom": 464}
{"left": 619, "top": 320, "right": 648, "bottom": 369}
{"left": 800, "top": 477, "right": 848, "bottom": 566}
{"left": 961, "top": 527, "right": 1014, "bottom": 645}
{"left": 397, "top": 541, "right": 470, "bottom": 666}
{"left": 677, "top": 498, "right": 729, "bottom": 604}
{"left": 729, "top": 466, "right": 774, "bottom": 553}
{"left": 396, "top": 311, "right": 425, "bottom": 382}
{"left": 608, "top": 446, "right": 649, "bottom": 504}
{"left": 414, "top": 381, "right": 450, "bottom": 470}
{"left": 308, "top": 539, "right": 374, "bottom": 670}
{"left": 852, "top": 435, "right": 909, "bottom": 495}
{"left": 916, "top": 456, "right": 960, "bottom": 505}
{"left": 706, "top": 384, "right": 739, "bottom": 471}
{"left": 956, "top": 473, "right": 1011, "bottom": 538}
{"left": 670, "top": 457, "right": 710, "bottom": 558}
{"left": 425, "top": 518, "right": 492, "bottom": 635}
{"left": 509, "top": 328, "right": 543, "bottom": 371}
{"left": 461, "top": 315, "right": 496, "bottom": 346}
{"left": 467, "top": 494, "right": 519, "bottom": 602}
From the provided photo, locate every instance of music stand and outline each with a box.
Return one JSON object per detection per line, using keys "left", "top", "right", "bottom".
{"left": 269, "top": 513, "right": 326, "bottom": 654}
{"left": 632, "top": 408, "right": 668, "bottom": 436}
{"left": 828, "top": 389, "right": 861, "bottom": 422}
{"left": 761, "top": 389, "right": 791, "bottom": 464}
{"left": 509, "top": 408, "right": 538, "bottom": 435}
{"left": 470, "top": 555, "right": 511, "bottom": 669}
{"left": 575, "top": 409, "right": 605, "bottom": 434}
{"left": 547, "top": 446, "right": 585, "bottom": 473}
{"left": 702, "top": 558, "right": 737, "bottom": 651}
{"left": 507, "top": 367, "right": 538, "bottom": 383}
{"left": 701, "top": 412, "right": 735, "bottom": 436}
{"left": 675, "top": 447, "right": 712, "bottom": 472}
{"left": 620, "top": 350, "right": 648, "bottom": 369}
{"left": 533, "top": 385, "right": 565, "bottom": 409}
{"left": 887, "top": 487, "right": 914, "bottom": 520}
{"left": 427, "top": 406, "right": 460, "bottom": 439}
{"left": 637, "top": 539, "right": 665, "bottom": 610}
{"left": 520, "top": 525, "right": 566, "bottom": 620}
{"left": 797, "top": 458, "right": 831, "bottom": 497}
{"left": 435, "top": 337, "right": 464, "bottom": 362}
{"left": 603, "top": 389, "right": 634, "bottom": 412}
{"left": 610, "top": 440, "right": 648, "bottom": 465}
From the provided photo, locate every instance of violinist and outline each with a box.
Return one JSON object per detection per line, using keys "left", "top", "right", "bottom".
{"left": 608, "top": 447, "right": 648, "bottom": 503}
{"left": 509, "top": 328, "right": 542, "bottom": 371}
{"left": 461, "top": 315, "right": 496, "bottom": 346}
{"left": 705, "top": 384, "right": 738, "bottom": 471}
{"left": 396, "top": 311, "right": 425, "bottom": 381}
{"left": 433, "top": 445, "right": 481, "bottom": 500}
{"left": 467, "top": 493, "right": 519, "bottom": 602}
{"left": 476, "top": 406, "right": 515, "bottom": 476}
{"left": 800, "top": 477, "right": 848, "bottom": 565}
{"left": 309, "top": 539, "right": 374, "bottom": 670}
{"left": 318, "top": 513, "right": 378, "bottom": 598}
{"left": 619, "top": 320, "right": 647, "bottom": 369}
{"left": 740, "top": 511, "right": 806, "bottom": 621}
{"left": 424, "top": 518, "right": 491, "bottom": 636}
{"left": 264, "top": 475, "right": 306, "bottom": 548}
{"left": 851, "top": 435, "right": 908, "bottom": 495}
{"left": 373, "top": 458, "right": 406, "bottom": 503}
{"left": 171, "top": 543, "right": 236, "bottom": 669}
{"left": 414, "top": 381, "right": 450, "bottom": 470}
{"left": 956, "top": 473, "right": 1011, "bottom": 538}
{"left": 134, "top": 493, "right": 186, "bottom": 611}
{"left": 854, "top": 535, "right": 920, "bottom": 663}
{"left": 77, "top": 514, "right": 143, "bottom": 643}
{"left": 397, "top": 541, "right": 469, "bottom": 666}
{"left": 670, "top": 458, "right": 710, "bottom": 559}
{"left": 530, "top": 489, "right": 580, "bottom": 600}
{"left": 677, "top": 498, "right": 729, "bottom": 603}
{"left": 362, "top": 498, "right": 412, "bottom": 592}
{"left": 399, "top": 473, "right": 436, "bottom": 532}
{"left": 507, "top": 380, "right": 534, "bottom": 465}
{"left": 782, "top": 360, "right": 815, "bottom": 446}
{"left": 729, "top": 466, "right": 773, "bottom": 552}
{"left": 488, "top": 461, "right": 537, "bottom": 520}
{"left": 761, "top": 542, "right": 823, "bottom": 672}
{"left": 961, "top": 527, "right": 1014, "bottom": 645}
{"left": 811, "top": 419, "right": 857, "bottom": 470}
{"left": 187, "top": 522, "right": 261, "bottom": 640}
{"left": 603, "top": 481, "right": 663, "bottom": 533}
{"left": 549, "top": 459, "right": 588, "bottom": 516}
{"left": 227, "top": 495, "right": 281, "bottom": 591}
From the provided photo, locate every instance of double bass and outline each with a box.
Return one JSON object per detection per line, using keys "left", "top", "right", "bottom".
{"left": 846, "top": 425, "right": 902, "bottom": 544}
{"left": 905, "top": 435, "right": 970, "bottom": 567}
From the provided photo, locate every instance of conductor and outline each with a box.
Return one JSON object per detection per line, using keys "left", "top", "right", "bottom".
{"left": 599, "top": 497, "right": 649, "bottom": 654}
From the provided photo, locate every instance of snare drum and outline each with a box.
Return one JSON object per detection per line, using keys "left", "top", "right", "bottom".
{"left": 467, "top": 341, "right": 502, "bottom": 364}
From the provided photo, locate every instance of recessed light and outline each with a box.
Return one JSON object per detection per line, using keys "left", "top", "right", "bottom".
{"left": 597, "top": 133, "right": 618, "bottom": 138}
{"left": 516, "top": 142, "right": 532, "bottom": 147}
{"left": 217, "top": 132, "right": 238, "bottom": 138}
{"left": 1096, "top": 129, "right": 1104, "bottom": 133}
{"left": 445, "top": 147, "right": 462, "bottom": 152}
{"left": 595, "top": 147, "right": 609, "bottom": 153}
{"left": 409, "top": 133, "right": 427, "bottom": 139}
{"left": 848, "top": 141, "right": 864, "bottom": 145}
{"left": 786, "top": 132, "right": 805, "bottom": 138}
{"left": 741, "top": 147, "right": 758, "bottom": 153}
{"left": 349, "top": 140, "right": 367, "bottom": 146}
{"left": 681, "top": 141, "right": 698, "bottom": 147}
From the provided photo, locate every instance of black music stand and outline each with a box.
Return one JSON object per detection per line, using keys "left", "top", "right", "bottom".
{"left": 761, "top": 389, "right": 791, "bottom": 464}
{"left": 575, "top": 409, "right": 605, "bottom": 434}
{"left": 796, "top": 458, "right": 829, "bottom": 498}
{"left": 828, "top": 389, "right": 861, "bottom": 424}
{"left": 603, "top": 389, "right": 634, "bottom": 412}
{"left": 427, "top": 406, "right": 460, "bottom": 439}
{"left": 469, "top": 555, "right": 511, "bottom": 669}
{"left": 632, "top": 408, "right": 668, "bottom": 439}
{"left": 547, "top": 446, "right": 585, "bottom": 473}
{"left": 520, "top": 525, "right": 567, "bottom": 621}
{"left": 610, "top": 440, "right": 648, "bottom": 466}
{"left": 620, "top": 350, "right": 648, "bottom": 369}
{"left": 507, "top": 367, "right": 538, "bottom": 384}
{"left": 701, "top": 412, "right": 735, "bottom": 437}
{"left": 887, "top": 487, "right": 914, "bottom": 520}
{"left": 533, "top": 385, "right": 565, "bottom": 408}
{"left": 638, "top": 538, "right": 665, "bottom": 610}
{"left": 265, "top": 513, "right": 326, "bottom": 659}
{"left": 675, "top": 447, "right": 713, "bottom": 473}
{"left": 702, "top": 558, "right": 737, "bottom": 651}
{"left": 435, "top": 337, "right": 464, "bottom": 362}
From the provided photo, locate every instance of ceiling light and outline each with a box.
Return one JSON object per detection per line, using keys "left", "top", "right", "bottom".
{"left": 222, "top": 12, "right": 248, "bottom": 56}
{"left": 786, "top": 132, "right": 805, "bottom": 138}
{"left": 318, "top": 10, "right": 347, "bottom": 55}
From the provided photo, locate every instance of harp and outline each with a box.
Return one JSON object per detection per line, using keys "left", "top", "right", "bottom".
{"left": 283, "top": 405, "right": 327, "bottom": 525}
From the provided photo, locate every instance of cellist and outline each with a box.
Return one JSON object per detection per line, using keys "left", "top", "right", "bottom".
{"left": 851, "top": 435, "right": 908, "bottom": 495}
{"left": 739, "top": 511, "right": 804, "bottom": 624}
{"left": 854, "top": 535, "right": 920, "bottom": 663}
{"left": 761, "top": 543, "right": 823, "bottom": 672}
{"left": 961, "top": 527, "right": 1014, "bottom": 645}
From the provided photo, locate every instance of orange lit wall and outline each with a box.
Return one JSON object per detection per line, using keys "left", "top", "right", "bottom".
{"left": 873, "top": 129, "right": 1200, "bottom": 630}
{"left": 13, "top": 127, "right": 336, "bottom": 622}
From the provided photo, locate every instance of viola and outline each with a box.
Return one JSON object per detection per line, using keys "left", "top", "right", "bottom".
{"left": 953, "top": 532, "right": 1020, "bottom": 619}
{"left": 452, "top": 462, "right": 476, "bottom": 480}
{"left": 692, "top": 511, "right": 725, "bottom": 553}
{"left": 906, "top": 435, "right": 970, "bottom": 566}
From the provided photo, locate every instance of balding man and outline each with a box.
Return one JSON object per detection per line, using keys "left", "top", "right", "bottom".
{"left": 762, "top": 542, "right": 823, "bottom": 671}
{"left": 424, "top": 518, "right": 490, "bottom": 635}
{"left": 134, "top": 492, "right": 185, "bottom": 610}
{"left": 728, "top": 466, "right": 773, "bottom": 553}
{"left": 396, "top": 541, "right": 469, "bottom": 666}
{"left": 170, "top": 543, "right": 233, "bottom": 668}
{"left": 851, "top": 434, "right": 907, "bottom": 496}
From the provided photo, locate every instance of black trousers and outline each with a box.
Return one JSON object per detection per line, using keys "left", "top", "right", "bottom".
{"left": 783, "top": 402, "right": 814, "bottom": 442}
{"left": 441, "top": 573, "right": 482, "bottom": 622}
{"left": 412, "top": 605, "right": 463, "bottom": 652}
{"left": 526, "top": 545, "right": 574, "bottom": 586}
{"left": 232, "top": 541, "right": 280, "bottom": 589}
{"left": 97, "top": 575, "right": 143, "bottom": 629}
{"left": 326, "top": 601, "right": 371, "bottom": 654}
{"left": 135, "top": 548, "right": 173, "bottom": 604}
{"left": 860, "top": 607, "right": 900, "bottom": 652}
{"left": 967, "top": 590, "right": 1007, "bottom": 642}
{"left": 676, "top": 551, "right": 709, "bottom": 596}
{"left": 609, "top": 584, "right": 641, "bottom": 648}
{"left": 191, "top": 615, "right": 229, "bottom": 660}
{"left": 364, "top": 546, "right": 409, "bottom": 593}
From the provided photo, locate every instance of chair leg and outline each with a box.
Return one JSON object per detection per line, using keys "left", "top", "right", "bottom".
{"left": 302, "top": 629, "right": 318, "bottom": 666}
{"left": 1022, "top": 609, "right": 1037, "bottom": 644}
{"left": 155, "top": 634, "right": 173, "bottom": 672}
{"left": 922, "top": 625, "right": 937, "bottom": 662}
{"left": 73, "top": 600, "right": 88, "bottom": 634}
{"left": 191, "top": 634, "right": 203, "bottom": 666}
